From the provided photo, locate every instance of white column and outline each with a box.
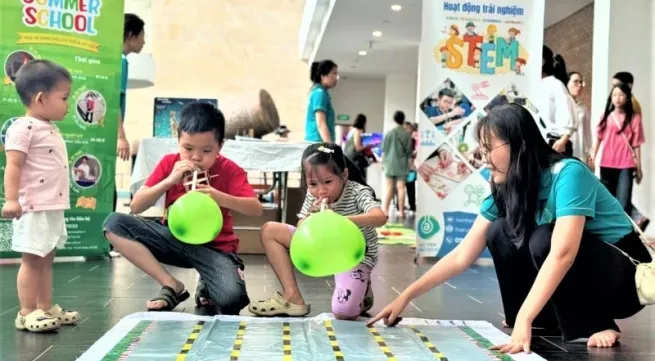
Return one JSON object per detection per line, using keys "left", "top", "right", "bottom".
{"left": 592, "top": 0, "right": 654, "bottom": 237}
{"left": 368, "top": 73, "right": 418, "bottom": 202}
{"left": 383, "top": 73, "right": 418, "bottom": 132}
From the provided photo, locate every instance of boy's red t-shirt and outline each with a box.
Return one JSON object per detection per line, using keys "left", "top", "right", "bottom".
{"left": 144, "top": 153, "right": 255, "bottom": 253}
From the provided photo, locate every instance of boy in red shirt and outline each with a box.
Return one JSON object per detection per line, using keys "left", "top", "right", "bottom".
{"left": 103, "top": 103, "right": 263, "bottom": 314}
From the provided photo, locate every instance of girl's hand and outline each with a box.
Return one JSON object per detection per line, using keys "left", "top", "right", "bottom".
{"left": 366, "top": 295, "right": 409, "bottom": 327}
{"left": 418, "top": 164, "right": 435, "bottom": 182}
{"left": 438, "top": 150, "right": 454, "bottom": 168}
{"left": 491, "top": 319, "right": 532, "bottom": 354}
{"left": 1, "top": 200, "right": 22, "bottom": 220}
{"left": 636, "top": 168, "right": 643, "bottom": 184}
{"left": 308, "top": 197, "right": 330, "bottom": 213}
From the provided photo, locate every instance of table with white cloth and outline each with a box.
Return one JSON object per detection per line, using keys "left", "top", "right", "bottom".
{"left": 130, "top": 137, "right": 309, "bottom": 223}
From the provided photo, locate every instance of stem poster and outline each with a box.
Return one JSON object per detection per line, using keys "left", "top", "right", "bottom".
{"left": 415, "top": 0, "right": 545, "bottom": 259}
{"left": 0, "top": 0, "right": 124, "bottom": 257}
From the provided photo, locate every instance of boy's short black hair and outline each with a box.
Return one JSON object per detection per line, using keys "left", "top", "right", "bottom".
{"left": 178, "top": 102, "right": 225, "bottom": 144}
{"left": 613, "top": 71, "right": 634, "bottom": 86}
{"left": 124, "top": 13, "right": 145, "bottom": 40}
{"left": 393, "top": 110, "right": 405, "bottom": 125}
{"left": 14, "top": 60, "right": 72, "bottom": 106}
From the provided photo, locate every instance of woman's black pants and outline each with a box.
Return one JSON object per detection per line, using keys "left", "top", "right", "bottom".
{"left": 486, "top": 218, "right": 651, "bottom": 341}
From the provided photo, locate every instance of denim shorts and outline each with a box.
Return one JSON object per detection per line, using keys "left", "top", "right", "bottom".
{"left": 103, "top": 212, "right": 249, "bottom": 315}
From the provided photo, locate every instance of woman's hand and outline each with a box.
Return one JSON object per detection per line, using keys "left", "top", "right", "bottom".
{"left": 552, "top": 138, "right": 567, "bottom": 153}
{"left": 491, "top": 319, "right": 532, "bottom": 354}
{"left": 586, "top": 154, "right": 595, "bottom": 172}
{"left": 366, "top": 294, "right": 409, "bottom": 327}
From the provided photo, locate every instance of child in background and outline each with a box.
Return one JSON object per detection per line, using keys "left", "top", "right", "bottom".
{"left": 249, "top": 143, "right": 387, "bottom": 320}
{"left": 2, "top": 60, "right": 80, "bottom": 332}
{"left": 591, "top": 83, "right": 645, "bottom": 214}
{"left": 103, "top": 103, "right": 263, "bottom": 314}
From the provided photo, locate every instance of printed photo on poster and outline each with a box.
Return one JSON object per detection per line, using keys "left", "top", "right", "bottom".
{"left": 75, "top": 90, "right": 106, "bottom": 125}
{"left": 3, "top": 50, "right": 35, "bottom": 84}
{"left": 483, "top": 83, "right": 538, "bottom": 114}
{"left": 72, "top": 154, "right": 102, "bottom": 189}
{"left": 446, "top": 116, "right": 485, "bottom": 170}
{"left": 417, "top": 142, "right": 474, "bottom": 200}
{"left": 153, "top": 97, "right": 218, "bottom": 138}
{"left": 419, "top": 78, "right": 476, "bottom": 135}
{"left": 434, "top": 12, "right": 529, "bottom": 76}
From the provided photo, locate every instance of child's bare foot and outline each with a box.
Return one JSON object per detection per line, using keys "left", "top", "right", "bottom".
{"left": 587, "top": 330, "right": 621, "bottom": 348}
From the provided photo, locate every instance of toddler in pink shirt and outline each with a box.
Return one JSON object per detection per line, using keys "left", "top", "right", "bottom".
{"left": 1, "top": 60, "right": 80, "bottom": 332}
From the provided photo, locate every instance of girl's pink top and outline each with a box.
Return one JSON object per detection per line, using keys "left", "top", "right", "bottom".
{"left": 597, "top": 111, "right": 645, "bottom": 169}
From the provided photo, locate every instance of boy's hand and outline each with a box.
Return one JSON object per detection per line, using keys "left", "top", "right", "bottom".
{"left": 2, "top": 201, "right": 22, "bottom": 219}
{"left": 194, "top": 184, "right": 222, "bottom": 202}
{"left": 165, "top": 160, "right": 196, "bottom": 187}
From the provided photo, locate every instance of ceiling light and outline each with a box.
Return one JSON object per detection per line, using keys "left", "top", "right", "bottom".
{"left": 358, "top": 50, "right": 368, "bottom": 56}
{"left": 372, "top": 30, "right": 382, "bottom": 37}
{"left": 391, "top": 4, "right": 402, "bottom": 11}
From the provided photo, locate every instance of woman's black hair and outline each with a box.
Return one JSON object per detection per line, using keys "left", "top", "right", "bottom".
{"left": 476, "top": 103, "right": 568, "bottom": 246}
{"left": 542, "top": 46, "right": 569, "bottom": 85}
{"left": 300, "top": 143, "right": 375, "bottom": 197}
{"left": 598, "top": 83, "right": 634, "bottom": 134}
{"left": 353, "top": 114, "right": 367, "bottom": 130}
{"left": 124, "top": 14, "right": 145, "bottom": 41}
{"left": 568, "top": 71, "right": 582, "bottom": 79}
{"left": 310, "top": 60, "right": 337, "bottom": 84}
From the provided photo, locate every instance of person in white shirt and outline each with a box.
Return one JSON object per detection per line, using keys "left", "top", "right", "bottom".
{"left": 537, "top": 46, "right": 579, "bottom": 156}
{"left": 566, "top": 72, "right": 592, "bottom": 164}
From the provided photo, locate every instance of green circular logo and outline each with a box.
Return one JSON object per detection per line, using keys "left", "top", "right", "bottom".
{"left": 417, "top": 215, "right": 440, "bottom": 240}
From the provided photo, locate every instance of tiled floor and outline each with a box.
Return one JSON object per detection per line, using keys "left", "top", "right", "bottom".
{"left": 1, "top": 237, "right": 655, "bottom": 360}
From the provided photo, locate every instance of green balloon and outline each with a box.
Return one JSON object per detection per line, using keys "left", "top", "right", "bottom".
{"left": 167, "top": 192, "right": 223, "bottom": 245}
{"left": 290, "top": 210, "right": 366, "bottom": 277}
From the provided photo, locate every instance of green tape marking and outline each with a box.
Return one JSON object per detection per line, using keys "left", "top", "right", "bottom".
{"left": 101, "top": 320, "right": 153, "bottom": 361}
{"left": 458, "top": 326, "right": 515, "bottom": 361}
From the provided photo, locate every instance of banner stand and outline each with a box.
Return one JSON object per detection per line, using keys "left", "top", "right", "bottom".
{"left": 0, "top": 0, "right": 124, "bottom": 259}
{"left": 415, "top": 0, "right": 546, "bottom": 261}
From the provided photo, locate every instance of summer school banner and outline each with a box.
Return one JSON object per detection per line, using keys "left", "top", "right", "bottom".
{"left": 0, "top": 0, "right": 124, "bottom": 257}
{"left": 415, "top": 0, "right": 545, "bottom": 259}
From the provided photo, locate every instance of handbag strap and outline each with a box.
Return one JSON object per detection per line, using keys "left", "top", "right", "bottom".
{"left": 604, "top": 209, "right": 654, "bottom": 265}
{"left": 610, "top": 113, "right": 638, "bottom": 160}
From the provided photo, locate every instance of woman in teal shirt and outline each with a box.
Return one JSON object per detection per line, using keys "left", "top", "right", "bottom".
{"left": 305, "top": 60, "right": 338, "bottom": 143}
{"left": 369, "top": 104, "right": 651, "bottom": 353}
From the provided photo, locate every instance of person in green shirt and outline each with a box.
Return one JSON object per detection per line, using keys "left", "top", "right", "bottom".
{"left": 381, "top": 111, "right": 413, "bottom": 219}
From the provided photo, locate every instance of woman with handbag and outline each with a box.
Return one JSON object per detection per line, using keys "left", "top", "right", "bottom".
{"left": 368, "top": 104, "right": 653, "bottom": 353}
{"left": 344, "top": 114, "right": 370, "bottom": 180}
{"left": 590, "top": 83, "right": 645, "bottom": 214}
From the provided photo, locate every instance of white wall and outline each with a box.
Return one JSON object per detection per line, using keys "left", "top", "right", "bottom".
{"left": 592, "top": 0, "right": 654, "bottom": 237}
{"left": 330, "top": 77, "right": 386, "bottom": 132}
{"left": 383, "top": 73, "right": 418, "bottom": 132}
